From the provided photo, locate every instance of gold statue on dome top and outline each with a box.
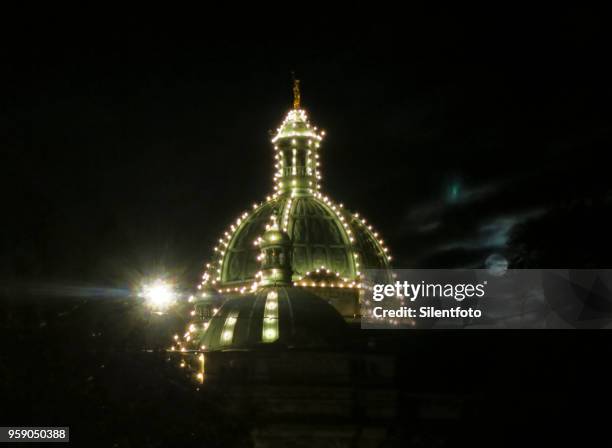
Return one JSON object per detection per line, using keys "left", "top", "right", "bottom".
{"left": 293, "top": 78, "right": 301, "bottom": 110}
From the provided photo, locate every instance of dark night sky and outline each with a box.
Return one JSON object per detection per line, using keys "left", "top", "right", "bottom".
{"left": 4, "top": 7, "right": 612, "bottom": 289}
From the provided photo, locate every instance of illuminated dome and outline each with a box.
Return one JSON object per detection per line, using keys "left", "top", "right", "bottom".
{"left": 210, "top": 196, "right": 389, "bottom": 285}
{"left": 197, "top": 80, "right": 392, "bottom": 318}
{"left": 200, "top": 286, "right": 348, "bottom": 351}
{"left": 203, "top": 81, "right": 391, "bottom": 292}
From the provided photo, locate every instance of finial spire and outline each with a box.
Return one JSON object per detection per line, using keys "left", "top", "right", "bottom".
{"left": 293, "top": 78, "right": 301, "bottom": 110}
{"left": 259, "top": 212, "right": 293, "bottom": 286}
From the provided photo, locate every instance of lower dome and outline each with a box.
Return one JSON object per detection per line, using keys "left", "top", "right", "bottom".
{"left": 200, "top": 286, "right": 348, "bottom": 351}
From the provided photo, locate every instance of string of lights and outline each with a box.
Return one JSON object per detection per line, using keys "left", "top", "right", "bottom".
{"left": 172, "top": 94, "right": 393, "bottom": 378}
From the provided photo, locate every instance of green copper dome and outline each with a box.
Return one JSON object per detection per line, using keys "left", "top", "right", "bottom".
{"left": 199, "top": 286, "right": 348, "bottom": 351}
{"left": 173, "top": 84, "right": 392, "bottom": 369}
{"left": 212, "top": 195, "right": 389, "bottom": 285}
{"left": 199, "top": 96, "right": 392, "bottom": 296}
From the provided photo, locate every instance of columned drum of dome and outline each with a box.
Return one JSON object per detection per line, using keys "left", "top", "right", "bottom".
{"left": 197, "top": 81, "right": 392, "bottom": 319}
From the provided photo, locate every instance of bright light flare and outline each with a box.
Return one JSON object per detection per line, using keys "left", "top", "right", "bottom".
{"left": 141, "top": 279, "right": 177, "bottom": 312}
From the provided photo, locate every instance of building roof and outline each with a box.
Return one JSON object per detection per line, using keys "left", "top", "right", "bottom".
{"left": 199, "top": 286, "right": 348, "bottom": 351}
